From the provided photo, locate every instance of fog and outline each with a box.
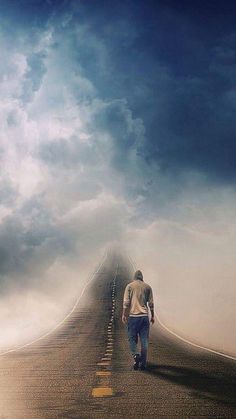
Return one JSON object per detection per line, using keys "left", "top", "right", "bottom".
{"left": 127, "top": 185, "right": 236, "bottom": 357}
{"left": 0, "top": 251, "right": 104, "bottom": 351}
{"left": 1, "top": 184, "right": 235, "bottom": 358}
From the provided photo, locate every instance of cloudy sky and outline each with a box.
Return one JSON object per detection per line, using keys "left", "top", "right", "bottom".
{"left": 0, "top": 0, "right": 236, "bottom": 354}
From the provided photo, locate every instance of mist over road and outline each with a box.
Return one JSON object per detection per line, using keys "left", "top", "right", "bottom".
{"left": 0, "top": 252, "right": 235, "bottom": 418}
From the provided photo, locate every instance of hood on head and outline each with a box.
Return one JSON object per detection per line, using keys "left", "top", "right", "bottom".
{"left": 134, "top": 270, "right": 143, "bottom": 281}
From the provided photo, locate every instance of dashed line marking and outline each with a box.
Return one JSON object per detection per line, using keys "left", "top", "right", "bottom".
{"left": 92, "top": 387, "right": 113, "bottom": 397}
{"left": 97, "top": 363, "right": 111, "bottom": 368}
{"left": 92, "top": 265, "right": 118, "bottom": 398}
{"left": 96, "top": 371, "right": 111, "bottom": 376}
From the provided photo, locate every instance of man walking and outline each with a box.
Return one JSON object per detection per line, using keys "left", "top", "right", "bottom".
{"left": 122, "top": 270, "right": 155, "bottom": 370}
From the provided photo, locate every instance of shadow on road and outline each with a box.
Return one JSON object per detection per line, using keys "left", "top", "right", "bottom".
{"left": 145, "top": 363, "right": 236, "bottom": 407}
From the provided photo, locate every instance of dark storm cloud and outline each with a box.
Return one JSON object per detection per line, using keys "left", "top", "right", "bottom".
{"left": 0, "top": 0, "right": 66, "bottom": 25}
{"left": 1, "top": 0, "right": 236, "bottom": 181}
{"left": 63, "top": 0, "right": 236, "bottom": 182}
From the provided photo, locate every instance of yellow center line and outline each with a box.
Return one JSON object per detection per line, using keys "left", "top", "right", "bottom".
{"left": 97, "top": 361, "right": 111, "bottom": 366}
{"left": 96, "top": 371, "right": 111, "bottom": 376}
{"left": 92, "top": 274, "right": 118, "bottom": 398}
{"left": 92, "top": 387, "right": 113, "bottom": 397}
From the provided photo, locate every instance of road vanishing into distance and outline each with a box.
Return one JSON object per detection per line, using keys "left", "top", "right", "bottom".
{"left": 0, "top": 252, "right": 235, "bottom": 418}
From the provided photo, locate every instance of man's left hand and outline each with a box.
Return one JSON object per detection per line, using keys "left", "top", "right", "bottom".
{"left": 122, "top": 314, "right": 127, "bottom": 324}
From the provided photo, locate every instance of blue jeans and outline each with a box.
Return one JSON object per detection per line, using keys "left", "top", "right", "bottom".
{"left": 127, "top": 316, "right": 150, "bottom": 366}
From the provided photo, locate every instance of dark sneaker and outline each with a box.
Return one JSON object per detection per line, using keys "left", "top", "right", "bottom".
{"left": 133, "top": 353, "right": 140, "bottom": 370}
{"left": 139, "top": 363, "right": 146, "bottom": 371}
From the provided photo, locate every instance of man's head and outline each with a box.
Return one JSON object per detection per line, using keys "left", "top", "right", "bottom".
{"left": 134, "top": 270, "right": 143, "bottom": 281}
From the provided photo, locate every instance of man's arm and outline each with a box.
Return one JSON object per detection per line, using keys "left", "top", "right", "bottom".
{"left": 148, "top": 287, "right": 155, "bottom": 324}
{"left": 122, "top": 306, "right": 129, "bottom": 324}
{"left": 122, "top": 284, "right": 130, "bottom": 324}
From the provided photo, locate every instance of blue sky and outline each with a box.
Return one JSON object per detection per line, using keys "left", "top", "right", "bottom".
{"left": 0, "top": 0, "right": 236, "bottom": 353}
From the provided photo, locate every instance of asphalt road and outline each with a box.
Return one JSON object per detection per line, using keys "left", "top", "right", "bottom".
{"left": 0, "top": 252, "right": 235, "bottom": 418}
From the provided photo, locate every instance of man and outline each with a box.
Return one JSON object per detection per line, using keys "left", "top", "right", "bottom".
{"left": 122, "top": 270, "right": 155, "bottom": 370}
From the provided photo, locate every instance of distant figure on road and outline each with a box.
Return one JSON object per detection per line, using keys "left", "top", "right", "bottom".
{"left": 122, "top": 270, "right": 154, "bottom": 370}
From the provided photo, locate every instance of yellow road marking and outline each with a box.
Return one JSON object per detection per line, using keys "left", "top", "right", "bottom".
{"left": 97, "top": 361, "right": 110, "bottom": 366}
{"left": 96, "top": 371, "right": 111, "bottom": 376}
{"left": 92, "top": 387, "right": 113, "bottom": 397}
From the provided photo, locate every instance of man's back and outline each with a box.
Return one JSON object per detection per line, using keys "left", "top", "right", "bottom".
{"left": 123, "top": 280, "right": 154, "bottom": 316}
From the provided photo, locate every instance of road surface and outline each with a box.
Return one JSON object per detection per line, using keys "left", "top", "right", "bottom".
{"left": 0, "top": 252, "right": 235, "bottom": 418}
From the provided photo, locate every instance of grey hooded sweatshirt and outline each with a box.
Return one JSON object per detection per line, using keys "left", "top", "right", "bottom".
{"left": 123, "top": 273, "right": 154, "bottom": 317}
